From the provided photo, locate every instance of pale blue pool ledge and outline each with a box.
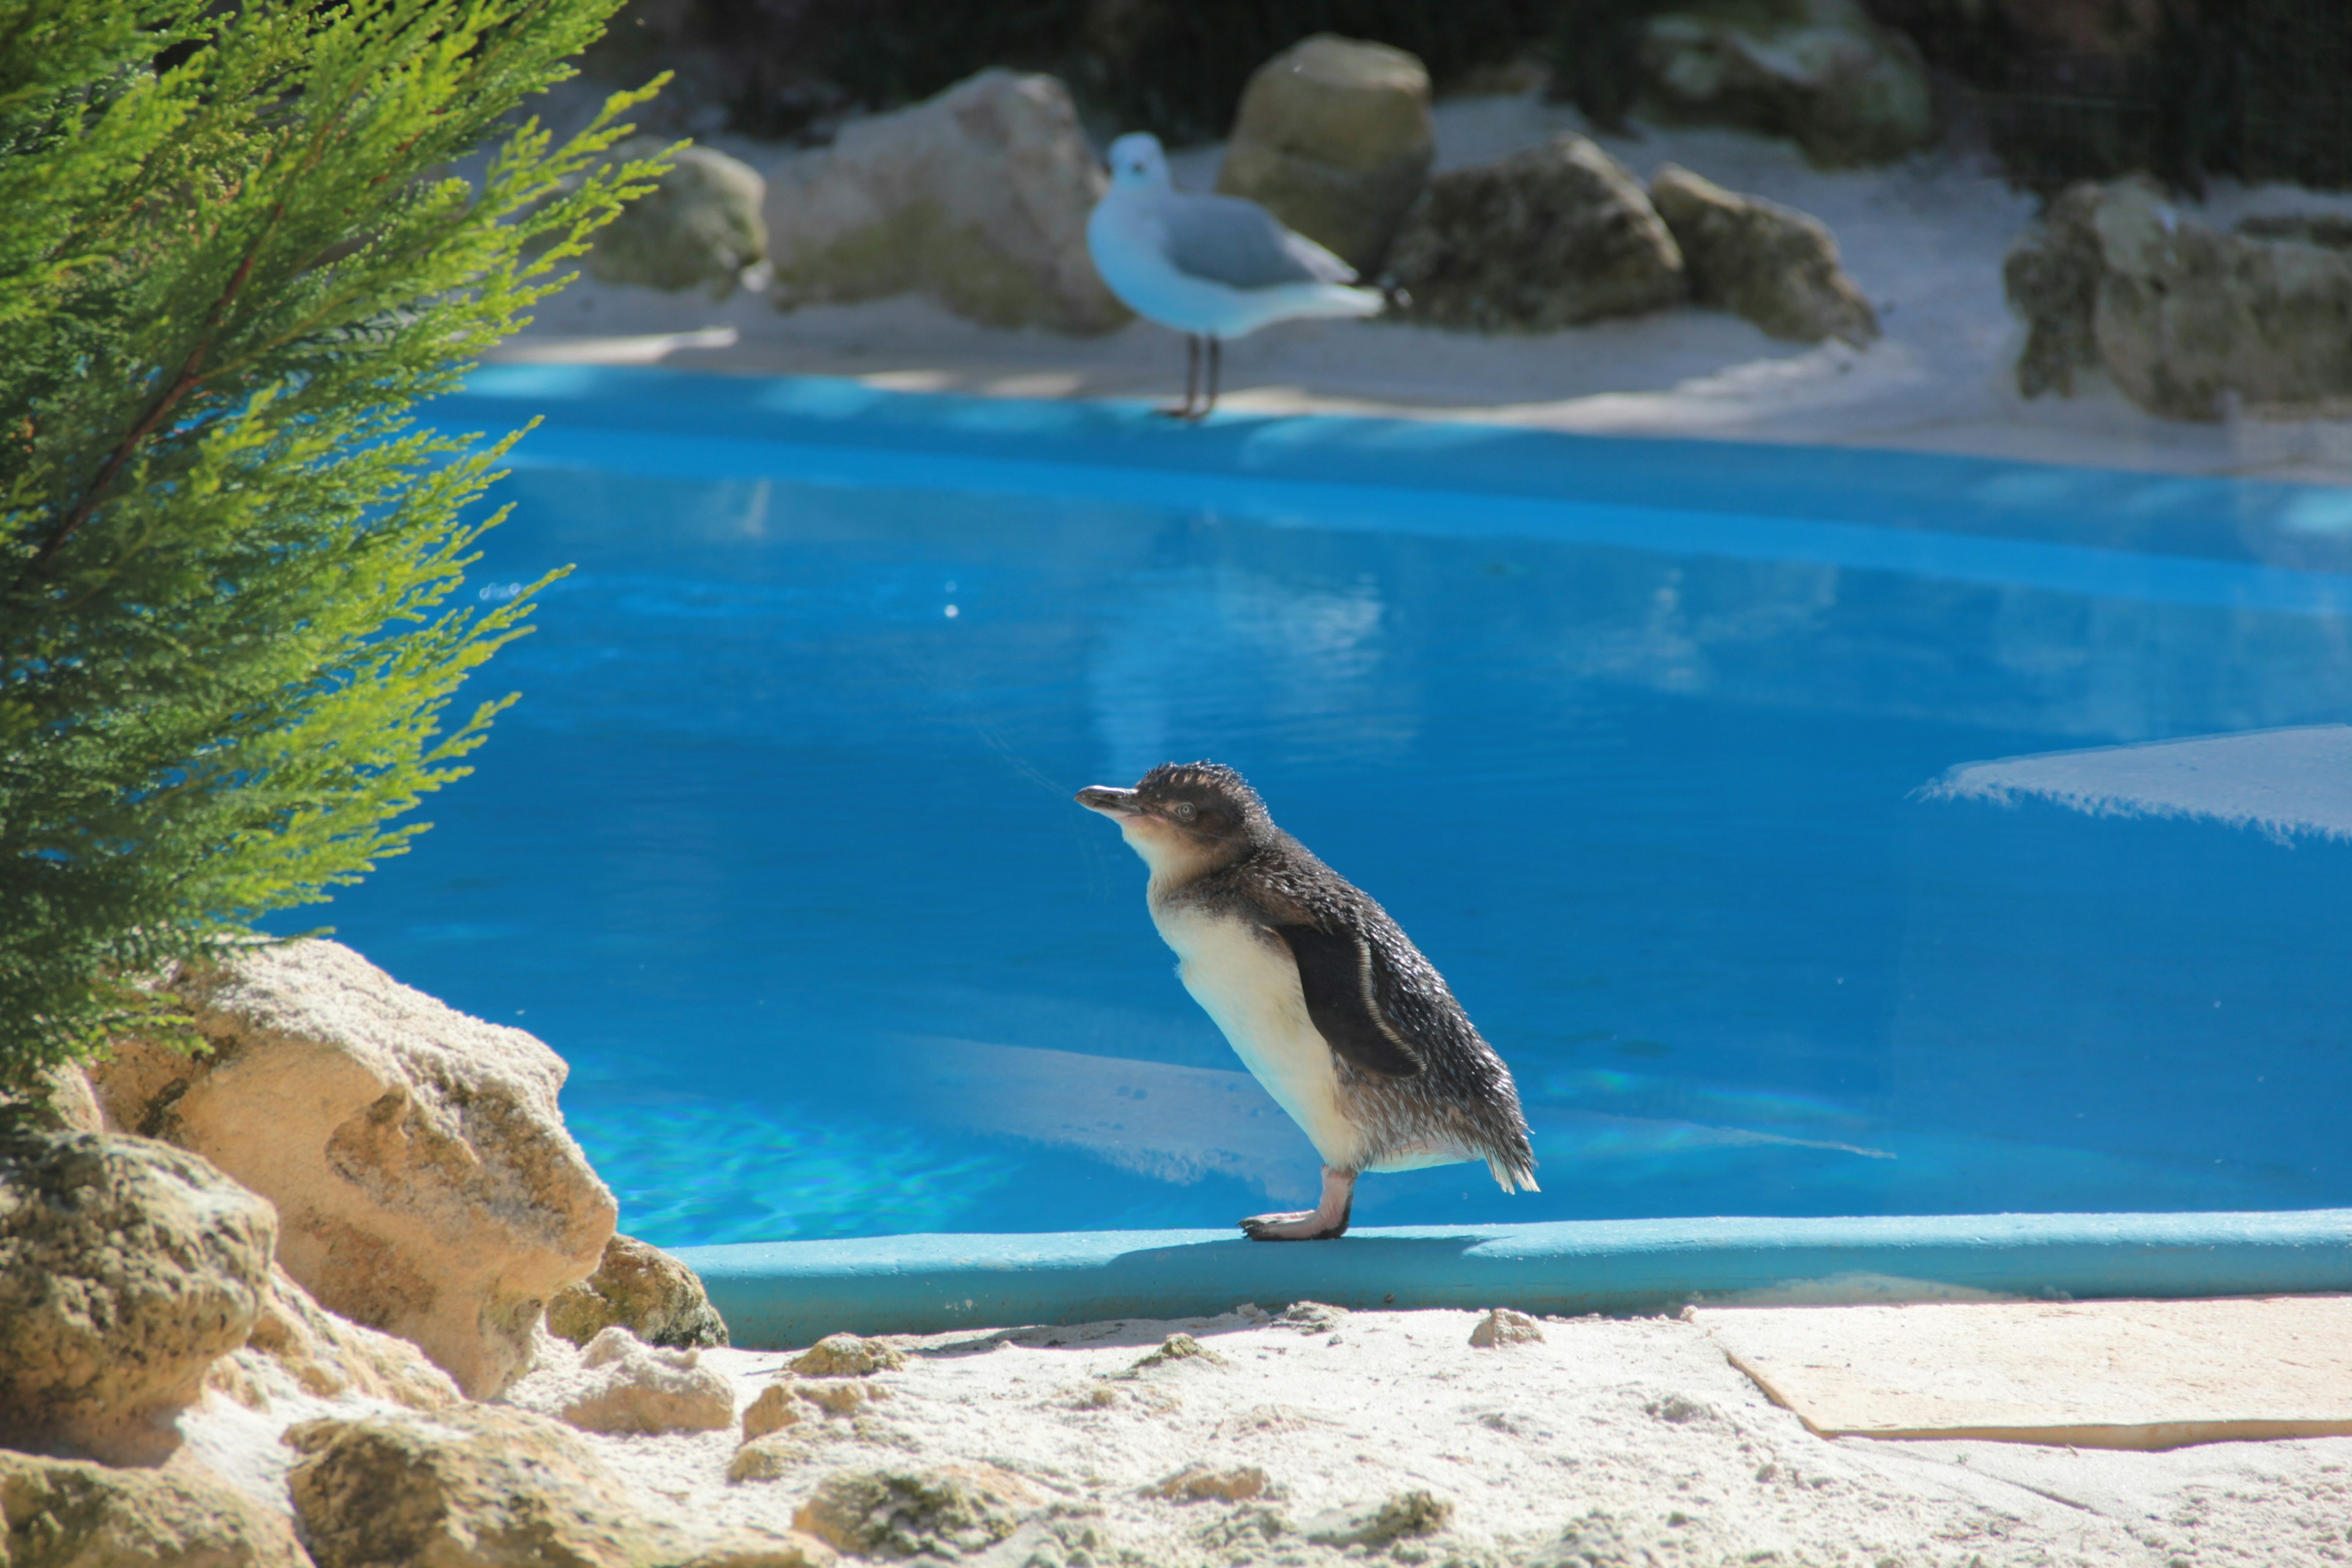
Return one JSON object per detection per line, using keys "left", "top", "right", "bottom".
{"left": 673, "top": 1210, "right": 2352, "bottom": 1350}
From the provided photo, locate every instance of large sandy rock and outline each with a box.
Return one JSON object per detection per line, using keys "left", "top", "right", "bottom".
{"left": 207, "top": 1263, "right": 461, "bottom": 1415}
{"left": 1213, "top": 34, "right": 1434, "bottom": 276}
{"left": 793, "top": 1466, "right": 1040, "bottom": 1560}
{"left": 588, "top": 138, "right": 767, "bottom": 299}
{"left": 0, "top": 1450, "right": 311, "bottom": 1568}
{"left": 1637, "top": 0, "right": 1934, "bottom": 167}
{"left": 285, "top": 1404, "right": 668, "bottom": 1568}
{"left": 0, "top": 1131, "right": 276, "bottom": 1464}
{"left": 547, "top": 1232, "right": 728, "bottom": 1350}
{"left": 1386, "top": 134, "right": 1686, "bottom": 332}
{"left": 1650, "top": 163, "right": 1878, "bottom": 345}
{"left": 764, "top": 69, "right": 1129, "bottom": 334}
{"left": 92, "top": 939, "right": 617, "bottom": 1398}
{"left": 2005, "top": 177, "right": 2352, "bottom": 420}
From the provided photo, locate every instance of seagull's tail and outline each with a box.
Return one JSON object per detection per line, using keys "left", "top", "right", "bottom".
{"left": 1297, "top": 284, "right": 1384, "bottom": 320}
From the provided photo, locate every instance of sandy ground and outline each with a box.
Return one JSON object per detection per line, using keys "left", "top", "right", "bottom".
{"left": 472, "top": 1306, "right": 2352, "bottom": 1567}
{"left": 497, "top": 90, "right": 2352, "bottom": 488}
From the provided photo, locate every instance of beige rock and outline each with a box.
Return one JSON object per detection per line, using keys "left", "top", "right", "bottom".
{"left": 0, "top": 1449, "right": 311, "bottom": 1568}
{"left": 1649, "top": 164, "right": 1878, "bottom": 345}
{"left": 2005, "top": 176, "right": 2352, "bottom": 420}
{"left": 208, "top": 1264, "right": 462, "bottom": 1414}
{"left": 548, "top": 1232, "right": 729, "bottom": 1350}
{"left": 1145, "top": 1463, "right": 1268, "bottom": 1501}
{"left": 790, "top": 1333, "right": 906, "bottom": 1376}
{"left": 92, "top": 939, "right": 617, "bottom": 1398}
{"left": 796, "top": 1380, "right": 888, "bottom": 1417}
{"left": 1215, "top": 34, "right": 1434, "bottom": 276}
{"left": 284, "top": 1404, "right": 667, "bottom": 1568}
{"left": 741, "top": 1381, "right": 804, "bottom": 1441}
{"left": 1387, "top": 134, "right": 1687, "bottom": 332}
{"left": 1468, "top": 1307, "right": 1547, "bottom": 1349}
{"left": 676, "top": 1528, "right": 837, "bottom": 1568}
{"left": 1129, "top": 1332, "right": 1225, "bottom": 1371}
{"left": 1273, "top": 1300, "right": 1349, "bottom": 1333}
{"left": 0, "top": 1060, "right": 106, "bottom": 1131}
{"left": 764, "top": 70, "right": 1129, "bottom": 334}
{"left": 559, "top": 1327, "right": 736, "bottom": 1436}
{"left": 1523, "top": 1509, "right": 1655, "bottom": 1568}
{"left": 1636, "top": 0, "right": 1935, "bottom": 167}
{"left": 1299, "top": 1490, "right": 1453, "bottom": 1546}
{"left": 0, "top": 1131, "right": 276, "bottom": 1464}
{"left": 727, "top": 1436, "right": 817, "bottom": 1483}
{"left": 588, "top": 138, "right": 766, "bottom": 299}
{"left": 793, "top": 1465, "right": 1039, "bottom": 1559}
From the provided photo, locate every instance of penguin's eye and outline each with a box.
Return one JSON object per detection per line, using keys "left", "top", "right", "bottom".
{"left": 1172, "top": 801, "right": 1197, "bottom": 822}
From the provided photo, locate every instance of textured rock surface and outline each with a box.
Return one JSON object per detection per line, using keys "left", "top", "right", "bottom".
{"left": 2006, "top": 176, "right": 2352, "bottom": 419}
{"left": 764, "top": 69, "right": 1128, "bottom": 334}
{"left": 1637, "top": 0, "right": 1934, "bottom": 167}
{"left": 559, "top": 1327, "right": 736, "bottom": 1436}
{"left": 726, "top": 1436, "right": 816, "bottom": 1483}
{"left": 740, "top": 1382, "right": 803, "bottom": 1441}
{"left": 676, "top": 1529, "right": 836, "bottom": 1568}
{"left": 548, "top": 1232, "right": 729, "bottom": 1351}
{"left": 789, "top": 1333, "right": 906, "bottom": 1376}
{"left": 1145, "top": 1464, "right": 1268, "bottom": 1501}
{"left": 0, "top": 1450, "right": 311, "bottom": 1568}
{"left": 92, "top": 938, "right": 617, "bottom": 1398}
{"left": 1299, "top": 1490, "right": 1453, "bottom": 1546}
{"left": 0, "top": 1131, "right": 276, "bottom": 1464}
{"left": 588, "top": 138, "right": 766, "bottom": 298}
{"left": 285, "top": 1404, "right": 667, "bottom": 1568}
{"left": 1214, "top": 34, "right": 1434, "bottom": 276}
{"left": 1387, "top": 135, "right": 1686, "bottom": 331}
{"left": 208, "top": 1263, "right": 462, "bottom": 1414}
{"left": 792, "top": 1466, "right": 1039, "bottom": 1559}
{"left": 1468, "top": 1306, "right": 1547, "bottom": 1348}
{"left": 1650, "top": 162, "right": 1877, "bottom": 344}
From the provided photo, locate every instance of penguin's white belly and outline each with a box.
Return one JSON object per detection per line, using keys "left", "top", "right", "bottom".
{"left": 1150, "top": 904, "right": 1359, "bottom": 1167}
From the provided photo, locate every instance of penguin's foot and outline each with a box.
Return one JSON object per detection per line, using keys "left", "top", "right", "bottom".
{"left": 1240, "top": 1167, "right": 1355, "bottom": 1242}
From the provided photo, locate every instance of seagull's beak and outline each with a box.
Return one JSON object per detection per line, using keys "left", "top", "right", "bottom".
{"left": 1076, "top": 785, "right": 1142, "bottom": 818}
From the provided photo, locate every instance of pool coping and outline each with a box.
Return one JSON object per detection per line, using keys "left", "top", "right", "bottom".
{"left": 673, "top": 1209, "right": 2352, "bottom": 1351}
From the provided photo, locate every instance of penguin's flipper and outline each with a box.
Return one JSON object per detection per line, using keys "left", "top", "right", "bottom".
{"left": 1274, "top": 923, "right": 1425, "bottom": 1079}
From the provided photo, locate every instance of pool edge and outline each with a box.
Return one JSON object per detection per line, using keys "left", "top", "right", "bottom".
{"left": 672, "top": 1208, "right": 2352, "bottom": 1349}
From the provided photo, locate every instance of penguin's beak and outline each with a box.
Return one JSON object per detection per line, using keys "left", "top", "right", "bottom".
{"left": 1076, "top": 785, "right": 1142, "bottom": 818}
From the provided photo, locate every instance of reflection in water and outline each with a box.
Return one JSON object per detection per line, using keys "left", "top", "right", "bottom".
{"left": 299, "top": 464, "right": 2352, "bottom": 1245}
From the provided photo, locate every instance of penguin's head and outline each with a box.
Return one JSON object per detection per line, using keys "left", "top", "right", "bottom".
{"left": 1106, "top": 132, "right": 1171, "bottom": 191}
{"left": 1076, "top": 760, "right": 1270, "bottom": 881}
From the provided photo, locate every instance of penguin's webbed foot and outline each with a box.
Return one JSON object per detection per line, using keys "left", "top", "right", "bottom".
{"left": 1239, "top": 1166, "right": 1355, "bottom": 1242}
{"left": 1239, "top": 1209, "right": 1348, "bottom": 1241}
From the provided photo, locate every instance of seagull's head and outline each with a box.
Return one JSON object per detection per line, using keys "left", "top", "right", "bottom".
{"left": 1106, "top": 132, "right": 1171, "bottom": 192}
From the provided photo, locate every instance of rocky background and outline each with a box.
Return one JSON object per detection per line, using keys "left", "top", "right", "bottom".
{"left": 542, "top": 0, "right": 2352, "bottom": 427}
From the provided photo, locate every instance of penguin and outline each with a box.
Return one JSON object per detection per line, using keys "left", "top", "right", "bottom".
{"left": 1077, "top": 761, "right": 1537, "bottom": 1240}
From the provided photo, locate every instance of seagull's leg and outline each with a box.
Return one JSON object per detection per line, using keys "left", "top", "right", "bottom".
{"left": 1240, "top": 1166, "right": 1355, "bottom": 1241}
{"left": 1159, "top": 334, "right": 1200, "bottom": 419}
{"left": 1198, "top": 336, "right": 1223, "bottom": 419}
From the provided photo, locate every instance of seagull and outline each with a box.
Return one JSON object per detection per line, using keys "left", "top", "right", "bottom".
{"left": 1087, "top": 132, "right": 1384, "bottom": 420}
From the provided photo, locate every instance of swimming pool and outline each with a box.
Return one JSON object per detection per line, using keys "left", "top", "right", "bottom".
{"left": 310, "top": 368, "right": 2352, "bottom": 1250}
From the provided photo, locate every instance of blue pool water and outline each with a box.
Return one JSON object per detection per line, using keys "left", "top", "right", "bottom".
{"left": 303, "top": 369, "right": 2352, "bottom": 1248}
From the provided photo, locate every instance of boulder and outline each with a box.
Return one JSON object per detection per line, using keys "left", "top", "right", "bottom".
{"left": 0, "top": 1130, "right": 276, "bottom": 1464}
{"left": 284, "top": 1404, "right": 668, "bottom": 1568}
{"left": 548, "top": 1232, "right": 729, "bottom": 1351}
{"left": 588, "top": 138, "right": 767, "bottom": 299}
{"left": 208, "top": 1263, "right": 462, "bottom": 1414}
{"left": 1385, "top": 135, "right": 1687, "bottom": 332}
{"left": 92, "top": 939, "right": 616, "bottom": 1399}
{"left": 559, "top": 1327, "right": 736, "bottom": 1436}
{"left": 726, "top": 1436, "right": 816, "bottom": 1484}
{"left": 1213, "top": 34, "right": 1435, "bottom": 276}
{"left": 2005, "top": 177, "right": 2352, "bottom": 419}
{"left": 741, "top": 1382, "right": 804, "bottom": 1441}
{"left": 793, "top": 1466, "right": 1040, "bottom": 1560}
{"left": 1299, "top": 1491, "right": 1453, "bottom": 1547}
{"left": 1649, "top": 163, "right": 1878, "bottom": 345}
{"left": 678, "top": 1530, "right": 837, "bottom": 1568}
{"left": 0, "top": 1450, "right": 311, "bottom": 1568}
{"left": 0, "top": 1061, "right": 105, "bottom": 1132}
{"left": 1635, "top": 0, "right": 1934, "bottom": 167}
{"left": 764, "top": 70, "right": 1129, "bottom": 334}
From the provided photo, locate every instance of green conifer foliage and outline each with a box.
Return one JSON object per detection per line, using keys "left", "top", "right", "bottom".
{"left": 0, "top": 0, "right": 665, "bottom": 1085}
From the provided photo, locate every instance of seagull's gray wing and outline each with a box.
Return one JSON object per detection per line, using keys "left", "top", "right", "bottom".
{"left": 1159, "top": 191, "right": 1358, "bottom": 290}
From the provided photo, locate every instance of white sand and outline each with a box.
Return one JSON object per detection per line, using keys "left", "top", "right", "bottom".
{"left": 498, "top": 91, "right": 2352, "bottom": 487}
{"left": 483, "top": 1307, "right": 2352, "bottom": 1566}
